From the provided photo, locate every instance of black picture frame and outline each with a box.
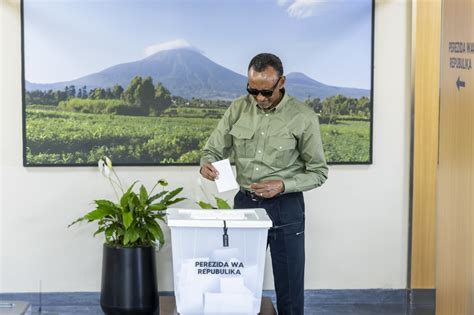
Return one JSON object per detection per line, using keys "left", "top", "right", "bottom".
{"left": 21, "top": 0, "right": 375, "bottom": 167}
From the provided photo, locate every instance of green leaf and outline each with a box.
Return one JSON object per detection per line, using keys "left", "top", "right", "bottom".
{"left": 153, "top": 214, "right": 166, "bottom": 222}
{"left": 115, "top": 226, "right": 124, "bottom": 237}
{"left": 84, "top": 207, "right": 114, "bottom": 221}
{"left": 105, "top": 226, "right": 114, "bottom": 238}
{"left": 163, "top": 187, "right": 183, "bottom": 204}
{"left": 139, "top": 185, "right": 148, "bottom": 205}
{"left": 120, "top": 191, "right": 130, "bottom": 209}
{"left": 126, "top": 227, "right": 139, "bottom": 244}
{"left": 123, "top": 232, "right": 130, "bottom": 245}
{"left": 158, "top": 179, "right": 168, "bottom": 187}
{"left": 148, "top": 203, "right": 167, "bottom": 211}
{"left": 69, "top": 202, "right": 117, "bottom": 227}
{"left": 148, "top": 190, "right": 168, "bottom": 204}
{"left": 197, "top": 201, "right": 213, "bottom": 209}
{"left": 215, "top": 197, "right": 231, "bottom": 209}
{"left": 95, "top": 200, "right": 119, "bottom": 212}
{"left": 126, "top": 181, "right": 139, "bottom": 194}
{"left": 93, "top": 226, "right": 106, "bottom": 237}
{"left": 146, "top": 219, "right": 164, "bottom": 244}
{"left": 138, "top": 229, "right": 147, "bottom": 243}
{"left": 68, "top": 217, "right": 86, "bottom": 228}
{"left": 122, "top": 211, "right": 133, "bottom": 229}
{"left": 166, "top": 197, "right": 186, "bottom": 206}
{"left": 128, "top": 193, "right": 140, "bottom": 212}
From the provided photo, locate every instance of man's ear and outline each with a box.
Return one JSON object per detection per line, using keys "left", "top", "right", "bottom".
{"left": 279, "top": 75, "right": 286, "bottom": 88}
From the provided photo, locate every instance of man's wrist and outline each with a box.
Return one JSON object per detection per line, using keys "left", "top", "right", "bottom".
{"left": 200, "top": 157, "right": 216, "bottom": 168}
{"left": 282, "top": 178, "right": 296, "bottom": 194}
{"left": 280, "top": 180, "right": 285, "bottom": 194}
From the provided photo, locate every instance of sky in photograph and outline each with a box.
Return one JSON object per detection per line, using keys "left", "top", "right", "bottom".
{"left": 24, "top": 0, "right": 373, "bottom": 89}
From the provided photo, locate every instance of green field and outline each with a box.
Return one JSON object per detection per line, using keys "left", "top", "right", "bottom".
{"left": 25, "top": 108, "right": 370, "bottom": 165}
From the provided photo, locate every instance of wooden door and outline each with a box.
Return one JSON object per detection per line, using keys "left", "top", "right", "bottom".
{"left": 437, "top": 0, "right": 474, "bottom": 314}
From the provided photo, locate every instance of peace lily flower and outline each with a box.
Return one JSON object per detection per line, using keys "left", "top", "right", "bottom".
{"left": 98, "top": 157, "right": 114, "bottom": 178}
{"left": 98, "top": 158, "right": 106, "bottom": 175}
{"left": 105, "top": 156, "right": 113, "bottom": 169}
{"left": 97, "top": 156, "right": 123, "bottom": 200}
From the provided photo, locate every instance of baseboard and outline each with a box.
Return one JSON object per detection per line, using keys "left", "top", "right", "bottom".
{"left": 408, "top": 289, "right": 436, "bottom": 306}
{"left": 0, "top": 289, "right": 412, "bottom": 307}
{"left": 302, "top": 289, "right": 407, "bottom": 305}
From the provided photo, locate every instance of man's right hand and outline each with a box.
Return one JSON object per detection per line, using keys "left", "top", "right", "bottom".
{"left": 200, "top": 162, "right": 219, "bottom": 181}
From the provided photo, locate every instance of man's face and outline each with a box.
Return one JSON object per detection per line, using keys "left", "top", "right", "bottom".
{"left": 247, "top": 66, "right": 285, "bottom": 109}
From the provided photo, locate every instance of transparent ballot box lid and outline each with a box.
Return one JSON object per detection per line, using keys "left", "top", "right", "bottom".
{"left": 167, "top": 208, "right": 272, "bottom": 229}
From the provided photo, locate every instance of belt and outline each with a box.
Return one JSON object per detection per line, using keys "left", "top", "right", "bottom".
{"left": 239, "top": 187, "right": 265, "bottom": 201}
{"left": 240, "top": 187, "right": 282, "bottom": 201}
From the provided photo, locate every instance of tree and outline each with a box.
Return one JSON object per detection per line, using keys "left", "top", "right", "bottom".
{"left": 68, "top": 85, "right": 76, "bottom": 99}
{"left": 121, "top": 76, "right": 154, "bottom": 114}
{"left": 82, "top": 86, "right": 87, "bottom": 99}
{"left": 357, "top": 96, "right": 370, "bottom": 118}
{"left": 89, "top": 88, "right": 107, "bottom": 99}
{"left": 320, "top": 96, "right": 339, "bottom": 124}
{"left": 344, "top": 98, "right": 358, "bottom": 116}
{"left": 152, "top": 82, "right": 172, "bottom": 116}
{"left": 105, "top": 88, "right": 113, "bottom": 99}
{"left": 122, "top": 76, "right": 143, "bottom": 105}
{"left": 54, "top": 90, "right": 67, "bottom": 104}
{"left": 305, "top": 97, "right": 322, "bottom": 113}
{"left": 112, "top": 84, "right": 124, "bottom": 99}
{"left": 138, "top": 77, "right": 155, "bottom": 113}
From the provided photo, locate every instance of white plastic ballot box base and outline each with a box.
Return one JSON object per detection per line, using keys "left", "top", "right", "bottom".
{"left": 158, "top": 296, "right": 276, "bottom": 315}
{"left": 167, "top": 209, "right": 272, "bottom": 315}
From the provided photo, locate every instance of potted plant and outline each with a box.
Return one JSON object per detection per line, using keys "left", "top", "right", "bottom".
{"left": 69, "top": 157, "right": 185, "bottom": 315}
{"left": 197, "top": 196, "right": 232, "bottom": 209}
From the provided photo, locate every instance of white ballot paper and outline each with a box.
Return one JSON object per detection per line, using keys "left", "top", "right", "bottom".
{"left": 212, "top": 159, "right": 239, "bottom": 192}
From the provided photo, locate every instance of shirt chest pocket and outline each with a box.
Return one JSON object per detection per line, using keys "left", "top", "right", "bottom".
{"left": 229, "top": 124, "right": 256, "bottom": 158}
{"left": 265, "top": 136, "right": 297, "bottom": 168}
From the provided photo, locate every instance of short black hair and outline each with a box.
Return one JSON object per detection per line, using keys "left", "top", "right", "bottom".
{"left": 248, "top": 53, "right": 284, "bottom": 77}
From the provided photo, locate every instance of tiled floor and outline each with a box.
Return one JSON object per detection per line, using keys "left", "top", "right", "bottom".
{"left": 16, "top": 303, "right": 436, "bottom": 315}
{"left": 1, "top": 292, "right": 436, "bottom": 315}
{"left": 304, "top": 304, "right": 435, "bottom": 315}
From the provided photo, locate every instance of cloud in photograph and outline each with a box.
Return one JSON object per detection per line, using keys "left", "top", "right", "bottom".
{"left": 277, "top": 0, "right": 291, "bottom": 6}
{"left": 279, "top": 0, "right": 324, "bottom": 19}
{"left": 144, "top": 39, "right": 202, "bottom": 56}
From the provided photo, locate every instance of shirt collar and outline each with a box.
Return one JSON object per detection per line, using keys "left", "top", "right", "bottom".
{"left": 250, "top": 88, "right": 289, "bottom": 113}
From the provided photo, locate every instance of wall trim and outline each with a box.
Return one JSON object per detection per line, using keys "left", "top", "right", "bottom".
{"left": 0, "top": 289, "right": 436, "bottom": 307}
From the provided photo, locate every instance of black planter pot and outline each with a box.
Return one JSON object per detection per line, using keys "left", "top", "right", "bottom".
{"left": 100, "top": 244, "right": 159, "bottom": 315}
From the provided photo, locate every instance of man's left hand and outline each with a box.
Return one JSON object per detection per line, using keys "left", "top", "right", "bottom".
{"left": 250, "top": 180, "right": 285, "bottom": 199}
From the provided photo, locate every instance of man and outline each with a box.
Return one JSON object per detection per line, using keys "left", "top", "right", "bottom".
{"left": 200, "top": 53, "right": 328, "bottom": 315}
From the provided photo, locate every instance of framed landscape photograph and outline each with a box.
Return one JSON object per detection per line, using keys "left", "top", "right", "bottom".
{"left": 22, "top": 0, "right": 374, "bottom": 166}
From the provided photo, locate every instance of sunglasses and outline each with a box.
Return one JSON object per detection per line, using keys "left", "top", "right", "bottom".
{"left": 246, "top": 77, "right": 281, "bottom": 98}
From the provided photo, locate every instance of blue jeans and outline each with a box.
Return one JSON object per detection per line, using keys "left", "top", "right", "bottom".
{"left": 234, "top": 191, "right": 305, "bottom": 315}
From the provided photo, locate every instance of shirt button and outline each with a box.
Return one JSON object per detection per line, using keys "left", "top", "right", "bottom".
{"left": 261, "top": 132, "right": 265, "bottom": 135}
{"left": 279, "top": 146, "right": 282, "bottom": 149}
{"left": 255, "top": 167, "right": 259, "bottom": 171}
{"left": 265, "top": 114, "right": 269, "bottom": 117}
{"left": 258, "top": 150, "right": 262, "bottom": 153}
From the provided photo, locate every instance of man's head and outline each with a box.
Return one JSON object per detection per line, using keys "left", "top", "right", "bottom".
{"left": 247, "top": 53, "right": 285, "bottom": 109}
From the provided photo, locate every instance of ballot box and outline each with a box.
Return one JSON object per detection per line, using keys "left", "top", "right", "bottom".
{"left": 167, "top": 208, "right": 272, "bottom": 315}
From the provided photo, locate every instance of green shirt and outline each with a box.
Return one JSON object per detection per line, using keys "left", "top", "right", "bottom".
{"left": 200, "top": 92, "right": 328, "bottom": 193}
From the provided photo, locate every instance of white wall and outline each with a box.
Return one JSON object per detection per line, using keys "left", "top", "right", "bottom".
{"left": 0, "top": 0, "right": 411, "bottom": 292}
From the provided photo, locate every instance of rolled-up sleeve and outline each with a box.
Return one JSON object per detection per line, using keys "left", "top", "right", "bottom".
{"left": 283, "top": 115, "right": 328, "bottom": 193}
{"left": 200, "top": 106, "right": 234, "bottom": 167}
